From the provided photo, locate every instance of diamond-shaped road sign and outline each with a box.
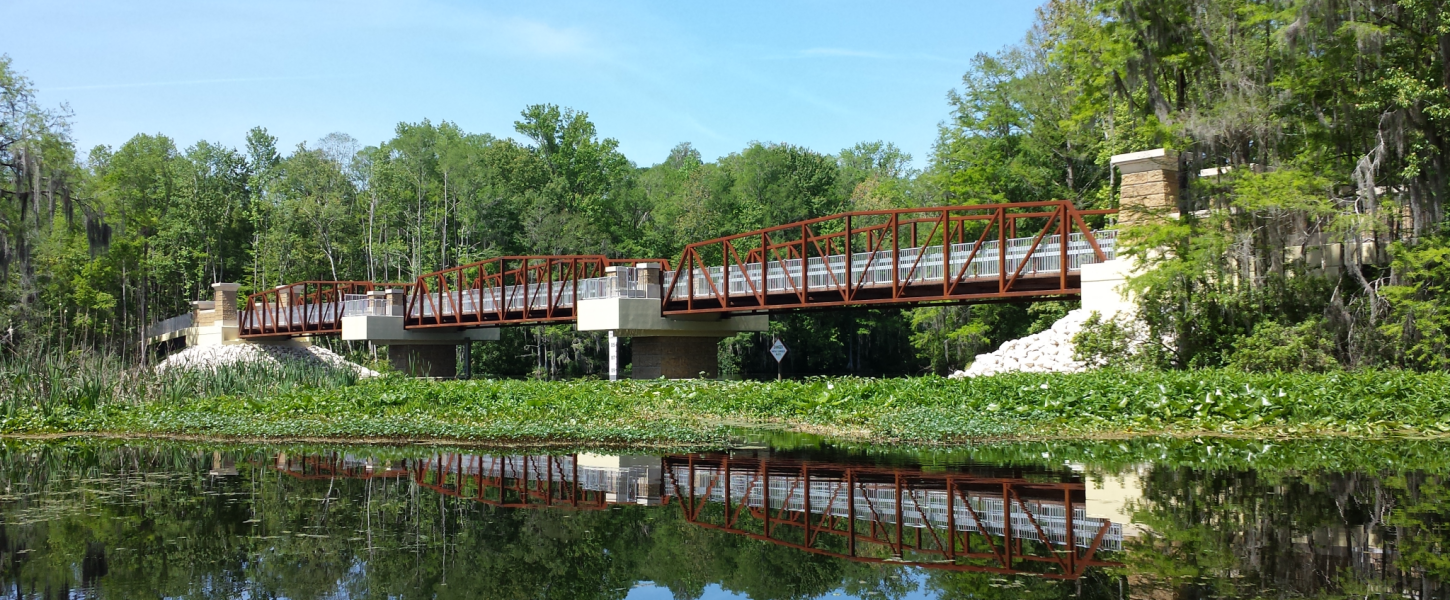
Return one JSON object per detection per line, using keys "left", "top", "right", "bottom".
{"left": 770, "top": 339, "right": 788, "bottom": 363}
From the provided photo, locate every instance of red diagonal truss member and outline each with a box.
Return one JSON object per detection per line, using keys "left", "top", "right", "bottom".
{"left": 241, "top": 281, "right": 412, "bottom": 338}
{"left": 406, "top": 256, "right": 671, "bottom": 328}
{"left": 662, "top": 200, "right": 1116, "bottom": 315}
{"left": 661, "top": 454, "right": 1123, "bottom": 580}
{"left": 411, "top": 453, "right": 611, "bottom": 511}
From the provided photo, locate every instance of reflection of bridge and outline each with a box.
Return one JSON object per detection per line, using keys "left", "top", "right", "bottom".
{"left": 239, "top": 202, "right": 1115, "bottom": 336}
{"left": 269, "top": 451, "right": 1122, "bottom": 579}
{"left": 667, "top": 454, "right": 1120, "bottom": 580}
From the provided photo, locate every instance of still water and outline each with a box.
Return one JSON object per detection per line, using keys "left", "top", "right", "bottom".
{"left": 0, "top": 438, "right": 1446, "bottom": 599}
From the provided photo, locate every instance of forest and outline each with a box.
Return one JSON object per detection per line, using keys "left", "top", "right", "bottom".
{"left": 2, "top": 0, "right": 1449, "bottom": 378}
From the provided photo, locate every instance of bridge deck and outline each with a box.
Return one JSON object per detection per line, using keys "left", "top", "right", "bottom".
{"left": 240, "top": 202, "right": 1118, "bottom": 337}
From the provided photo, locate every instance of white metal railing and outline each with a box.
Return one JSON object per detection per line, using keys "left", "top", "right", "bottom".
{"left": 664, "top": 230, "right": 1116, "bottom": 301}
{"left": 145, "top": 312, "right": 194, "bottom": 339}
{"left": 340, "top": 293, "right": 404, "bottom": 318}
{"left": 242, "top": 303, "right": 345, "bottom": 330}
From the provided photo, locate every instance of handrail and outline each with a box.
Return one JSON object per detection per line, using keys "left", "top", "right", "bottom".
{"left": 661, "top": 201, "right": 1118, "bottom": 314}
{"left": 238, "top": 202, "right": 1117, "bottom": 337}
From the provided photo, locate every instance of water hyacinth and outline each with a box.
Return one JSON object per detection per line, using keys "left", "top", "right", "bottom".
{"left": 4, "top": 360, "right": 1450, "bottom": 444}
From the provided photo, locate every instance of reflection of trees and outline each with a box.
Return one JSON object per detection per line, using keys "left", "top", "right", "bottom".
{"left": 0, "top": 444, "right": 909, "bottom": 599}
{"left": 20, "top": 443, "right": 1448, "bottom": 600}
{"left": 1124, "top": 466, "right": 1448, "bottom": 599}
{"left": 924, "top": 569, "right": 1125, "bottom": 600}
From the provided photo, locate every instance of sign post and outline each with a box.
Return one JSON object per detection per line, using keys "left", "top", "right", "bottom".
{"left": 769, "top": 338, "right": 788, "bottom": 381}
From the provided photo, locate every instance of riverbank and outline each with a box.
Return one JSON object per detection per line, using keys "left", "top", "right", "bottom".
{"left": 4, "top": 369, "right": 1449, "bottom": 445}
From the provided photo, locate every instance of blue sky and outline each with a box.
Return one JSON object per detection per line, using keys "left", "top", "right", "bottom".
{"left": 4, "top": 0, "right": 1040, "bottom": 168}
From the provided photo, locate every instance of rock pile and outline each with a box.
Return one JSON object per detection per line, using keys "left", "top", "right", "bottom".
{"left": 155, "top": 343, "right": 378, "bottom": 378}
{"left": 950, "top": 308, "right": 1137, "bottom": 378}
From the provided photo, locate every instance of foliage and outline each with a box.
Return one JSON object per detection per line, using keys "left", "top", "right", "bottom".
{"left": 1226, "top": 319, "right": 1340, "bottom": 373}
{"left": 1071, "top": 311, "right": 1156, "bottom": 369}
{"left": 1381, "top": 228, "right": 1450, "bottom": 370}
{"left": 6, "top": 367, "right": 1450, "bottom": 444}
{"left": 6, "top": 0, "right": 1450, "bottom": 377}
{"left": 0, "top": 349, "right": 359, "bottom": 427}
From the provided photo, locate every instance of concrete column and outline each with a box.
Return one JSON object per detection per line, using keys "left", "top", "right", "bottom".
{"left": 386, "top": 288, "right": 407, "bottom": 316}
{"left": 460, "top": 341, "right": 473, "bottom": 380}
{"left": 631, "top": 336, "right": 719, "bottom": 379}
{"left": 192, "top": 300, "right": 216, "bottom": 327}
{"left": 1078, "top": 148, "right": 1181, "bottom": 316}
{"left": 212, "top": 283, "right": 240, "bottom": 325}
{"left": 1111, "top": 148, "right": 1180, "bottom": 226}
{"left": 387, "top": 344, "right": 457, "bottom": 378}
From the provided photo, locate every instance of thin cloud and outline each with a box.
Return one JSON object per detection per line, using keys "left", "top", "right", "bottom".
{"left": 797, "top": 47, "right": 964, "bottom": 64}
{"left": 801, "top": 47, "right": 892, "bottom": 59}
{"left": 788, "top": 88, "right": 856, "bottom": 118}
{"left": 50, "top": 75, "right": 331, "bottom": 92}
{"left": 481, "top": 15, "right": 595, "bottom": 59}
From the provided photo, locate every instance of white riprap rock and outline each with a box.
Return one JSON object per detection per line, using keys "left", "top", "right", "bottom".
{"left": 949, "top": 308, "right": 1132, "bottom": 379}
{"left": 155, "top": 343, "right": 378, "bottom": 378}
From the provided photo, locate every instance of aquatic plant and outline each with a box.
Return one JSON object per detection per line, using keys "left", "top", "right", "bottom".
{"left": 5, "top": 365, "right": 1450, "bottom": 444}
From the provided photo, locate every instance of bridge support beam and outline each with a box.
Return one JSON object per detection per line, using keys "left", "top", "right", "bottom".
{"left": 576, "top": 263, "right": 768, "bottom": 379}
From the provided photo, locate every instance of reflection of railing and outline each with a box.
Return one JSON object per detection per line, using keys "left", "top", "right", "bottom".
{"left": 664, "top": 201, "right": 1117, "bottom": 314}
{"left": 273, "top": 453, "right": 411, "bottom": 480}
{"left": 664, "top": 454, "right": 1123, "bottom": 580}
{"left": 145, "top": 312, "right": 194, "bottom": 340}
{"left": 272, "top": 451, "right": 1123, "bottom": 580}
{"left": 411, "top": 453, "right": 662, "bottom": 509}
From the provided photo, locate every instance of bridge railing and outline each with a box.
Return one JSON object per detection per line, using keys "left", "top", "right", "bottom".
{"left": 240, "top": 281, "right": 393, "bottom": 337}
{"left": 145, "top": 312, "right": 194, "bottom": 341}
{"left": 408, "top": 256, "right": 675, "bottom": 328}
{"left": 662, "top": 201, "right": 1116, "bottom": 313}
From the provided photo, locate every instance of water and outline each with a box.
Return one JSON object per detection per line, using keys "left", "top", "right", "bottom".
{"left": 0, "top": 438, "right": 1446, "bottom": 599}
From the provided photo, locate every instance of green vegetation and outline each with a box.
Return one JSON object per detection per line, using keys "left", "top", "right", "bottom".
{"left": 1, "top": 0, "right": 1445, "bottom": 379}
{"left": 5, "top": 366, "right": 1450, "bottom": 444}
{"left": 3, "top": 2, "right": 1450, "bottom": 449}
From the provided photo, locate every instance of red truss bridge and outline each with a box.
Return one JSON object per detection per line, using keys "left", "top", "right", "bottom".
{"left": 271, "top": 451, "right": 1124, "bottom": 580}
{"left": 238, "top": 201, "right": 1116, "bottom": 338}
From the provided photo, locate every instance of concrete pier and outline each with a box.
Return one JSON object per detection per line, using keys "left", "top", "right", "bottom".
{"left": 387, "top": 345, "right": 459, "bottom": 378}
{"left": 630, "top": 336, "right": 722, "bottom": 379}
{"left": 576, "top": 263, "right": 768, "bottom": 379}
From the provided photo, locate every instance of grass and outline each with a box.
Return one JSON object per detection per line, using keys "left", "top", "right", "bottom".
{"left": 3, "top": 357, "right": 1450, "bottom": 446}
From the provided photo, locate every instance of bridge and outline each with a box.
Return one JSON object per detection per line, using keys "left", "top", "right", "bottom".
{"left": 271, "top": 450, "right": 1125, "bottom": 580}
{"left": 149, "top": 200, "right": 1121, "bottom": 378}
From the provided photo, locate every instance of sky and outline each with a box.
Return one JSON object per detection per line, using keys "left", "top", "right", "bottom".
{"left": 3, "top": 0, "right": 1040, "bottom": 169}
